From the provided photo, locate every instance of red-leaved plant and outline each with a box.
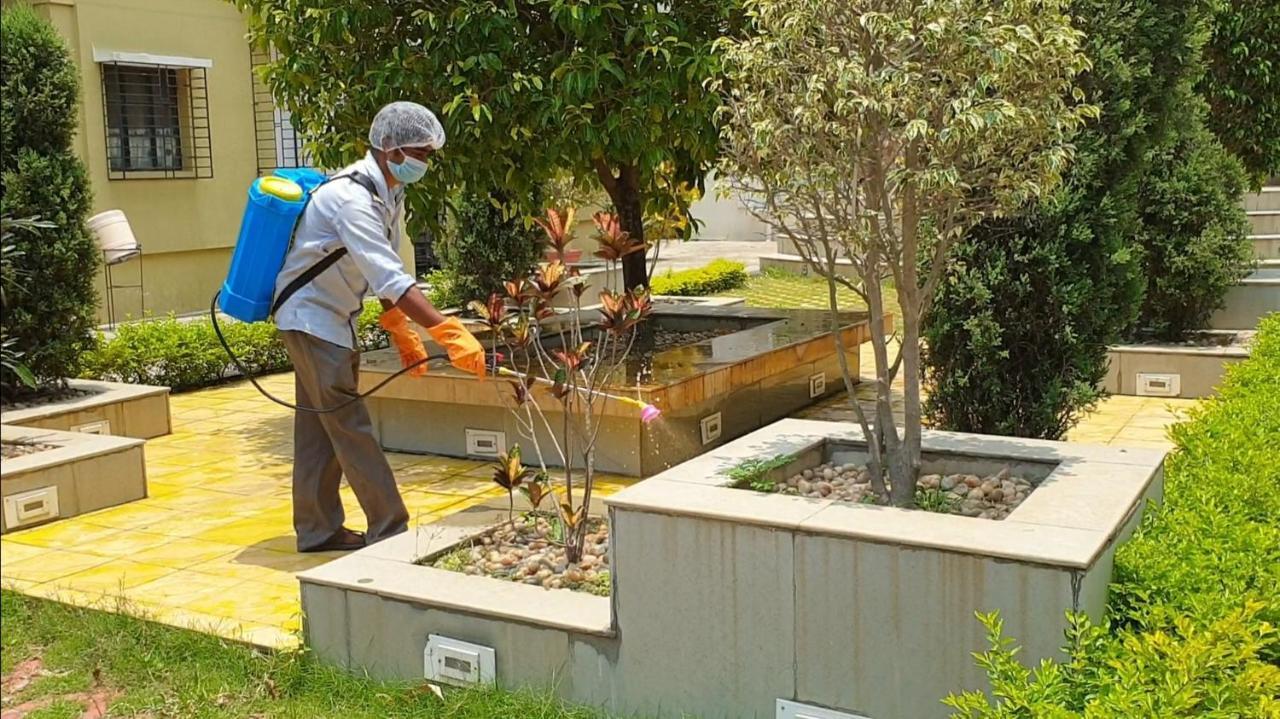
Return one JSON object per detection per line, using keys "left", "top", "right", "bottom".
{"left": 478, "top": 207, "right": 652, "bottom": 564}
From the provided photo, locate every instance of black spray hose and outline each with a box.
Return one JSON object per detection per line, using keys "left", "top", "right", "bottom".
{"left": 209, "top": 290, "right": 445, "bottom": 414}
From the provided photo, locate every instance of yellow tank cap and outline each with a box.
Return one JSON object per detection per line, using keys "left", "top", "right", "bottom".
{"left": 258, "top": 176, "right": 304, "bottom": 202}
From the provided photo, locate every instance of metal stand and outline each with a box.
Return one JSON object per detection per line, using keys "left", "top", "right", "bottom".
{"left": 102, "top": 246, "right": 144, "bottom": 329}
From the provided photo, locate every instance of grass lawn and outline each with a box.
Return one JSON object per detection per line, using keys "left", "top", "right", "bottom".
{"left": 0, "top": 591, "right": 603, "bottom": 719}
{"left": 716, "top": 268, "right": 904, "bottom": 329}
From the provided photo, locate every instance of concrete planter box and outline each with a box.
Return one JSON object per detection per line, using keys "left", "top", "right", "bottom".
{"left": 366, "top": 305, "right": 883, "bottom": 476}
{"left": 299, "top": 419, "right": 1164, "bottom": 719}
{"left": 0, "top": 379, "right": 171, "bottom": 439}
{"left": 1105, "top": 331, "right": 1251, "bottom": 398}
{"left": 1208, "top": 268, "right": 1279, "bottom": 331}
{"left": 1, "top": 424, "right": 147, "bottom": 533}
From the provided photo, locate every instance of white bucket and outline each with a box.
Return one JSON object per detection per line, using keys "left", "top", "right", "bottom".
{"left": 87, "top": 209, "right": 139, "bottom": 264}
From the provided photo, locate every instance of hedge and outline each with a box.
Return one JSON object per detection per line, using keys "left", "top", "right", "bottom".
{"left": 946, "top": 312, "right": 1280, "bottom": 717}
{"left": 1, "top": 5, "right": 99, "bottom": 399}
{"left": 649, "top": 259, "right": 747, "bottom": 296}
{"left": 81, "top": 301, "right": 388, "bottom": 393}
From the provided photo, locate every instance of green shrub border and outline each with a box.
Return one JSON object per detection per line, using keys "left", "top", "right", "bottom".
{"left": 80, "top": 300, "right": 388, "bottom": 393}
{"left": 649, "top": 258, "right": 748, "bottom": 297}
{"left": 947, "top": 312, "right": 1280, "bottom": 716}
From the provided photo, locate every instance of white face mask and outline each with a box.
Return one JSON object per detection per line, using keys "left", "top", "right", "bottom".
{"left": 388, "top": 152, "right": 428, "bottom": 184}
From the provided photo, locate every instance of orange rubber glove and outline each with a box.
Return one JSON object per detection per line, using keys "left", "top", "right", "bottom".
{"left": 426, "top": 316, "right": 486, "bottom": 380}
{"left": 378, "top": 308, "right": 429, "bottom": 377}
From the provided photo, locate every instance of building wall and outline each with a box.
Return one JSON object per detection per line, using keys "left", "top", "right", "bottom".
{"left": 25, "top": 0, "right": 414, "bottom": 322}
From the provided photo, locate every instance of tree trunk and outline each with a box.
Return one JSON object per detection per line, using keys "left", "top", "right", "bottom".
{"left": 594, "top": 159, "right": 648, "bottom": 290}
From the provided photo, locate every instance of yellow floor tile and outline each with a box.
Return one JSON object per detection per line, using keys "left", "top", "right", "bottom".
{"left": 400, "top": 490, "right": 470, "bottom": 516}
{"left": 1, "top": 549, "right": 112, "bottom": 584}
{"left": 194, "top": 516, "right": 294, "bottom": 546}
{"left": 400, "top": 473, "right": 495, "bottom": 496}
{"left": 79, "top": 503, "right": 184, "bottom": 529}
{"left": 129, "top": 537, "right": 243, "bottom": 568}
{"left": 198, "top": 475, "right": 287, "bottom": 497}
{"left": 144, "top": 462, "right": 188, "bottom": 479}
{"left": 81, "top": 530, "right": 175, "bottom": 558}
{"left": 187, "top": 546, "right": 328, "bottom": 577}
{"left": 128, "top": 570, "right": 247, "bottom": 609}
{"left": 131, "top": 511, "right": 240, "bottom": 538}
{"left": 0, "top": 539, "right": 48, "bottom": 564}
{"left": 50, "top": 559, "right": 177, "bottom": 594}
{"left": 3, "top": 520, "right": 125, "bottom": 548}
{"left": 143, "top": 481, "right": 184, "bottom": 498}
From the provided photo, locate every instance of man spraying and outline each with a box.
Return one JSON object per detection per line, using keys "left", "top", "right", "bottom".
{"left": 273, "top": 102, "right": 483, "bottom": 552}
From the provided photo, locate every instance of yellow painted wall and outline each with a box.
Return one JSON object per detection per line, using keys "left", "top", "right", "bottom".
{"left": 22, "top": 0, "right": 415, "bottom": 323}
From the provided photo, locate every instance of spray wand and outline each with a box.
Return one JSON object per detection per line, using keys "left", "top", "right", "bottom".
{"left": 493, "top": 365, "right": 662, "bottom": 424}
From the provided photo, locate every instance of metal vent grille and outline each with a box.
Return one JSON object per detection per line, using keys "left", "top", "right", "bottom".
{"left": 101, "top": 62, "right": 212, "bottom": 180}
{"left": 250, "top": 46, "right": 309, "bottom": 175}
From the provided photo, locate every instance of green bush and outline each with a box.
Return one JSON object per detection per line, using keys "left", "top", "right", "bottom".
{"left": 649, "top": 259, "right": 747, "bottom": 296}
{"left": 0, "top": 5, "right": 99, "bottom": 400}
{"left": 1200, "top": 0, "right": 1280, "bottom": 184}
{"left": 946, "top": 313, "right": 1280, "bottom": 717}
{"left": 1132, "top": 112, "right": 1254, "bottom": 340}
{"left": 82, "top": 300, "right": 389, "bottom": 393}
{"left": 434, "top": 190, "right": 544, "bottom": 306}
{"left": 922, "top": 0, "right": 1207, "bottom": 439}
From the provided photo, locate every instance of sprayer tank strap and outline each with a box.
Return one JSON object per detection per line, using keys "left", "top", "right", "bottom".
{"left": 269, "top": 172, "right": 381, "bottom": 317}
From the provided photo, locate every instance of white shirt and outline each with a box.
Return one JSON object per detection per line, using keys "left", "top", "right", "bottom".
{"left": 273, "top": 153, "right": 416, "bottom": 349}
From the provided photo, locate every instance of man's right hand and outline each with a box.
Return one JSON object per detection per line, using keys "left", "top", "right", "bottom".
{"left": 379, "top": 307, "right": 429, "bottom": 377}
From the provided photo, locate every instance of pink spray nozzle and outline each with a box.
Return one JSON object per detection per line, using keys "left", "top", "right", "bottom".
{"left": 640, "top": 404, "right": 662, "bottom": 424}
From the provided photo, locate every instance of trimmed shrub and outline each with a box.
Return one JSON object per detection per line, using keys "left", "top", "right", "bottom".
{"left": 945, "top": 313, "right": 1280, "bottom": 716}
{"left": 1132, "top": 113, "right": 1254, "bottom": 340}
{"left": 0, "top": 5, "right": 99, "bottom": 400}
{"left": 82, "top": 300, "right": 389, "bottom": 393}
{"left": 921, "top": 0, "right": 1206, "bottom": 439}
{"left": 434, "top": 190, "right": 544, "bottom": 306}
{"left": 1200, "top": 0, "right": 1280, "bottom": 184}
{"left": 649, "top": 259, "right": 747, "bottom": 296}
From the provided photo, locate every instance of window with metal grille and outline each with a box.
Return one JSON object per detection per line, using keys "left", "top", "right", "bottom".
{"left": 100, "top": 62, "right": 213, "bottom": 179}
{"left": 250, "top": 46, "right": 310, "bottom": 175}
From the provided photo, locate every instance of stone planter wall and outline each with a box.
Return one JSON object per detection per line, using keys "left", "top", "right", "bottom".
{"left": 1, "top": 425, "right": 146, "bottom": 533}
{"left": 1105, "top": 335, "right": 1250, "bottom": 398}
{"left": 0, "top": 379, "right": 171, "bottom": 439}
{"left": 300, "top": 420, "right": 1164, "bottom": 719}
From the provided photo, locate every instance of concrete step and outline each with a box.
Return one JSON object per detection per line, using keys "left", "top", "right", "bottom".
{"left": 1254, "top": 234, "right": 1280, "bottom": 260}
{"left": 1248, "top": 210, "right": 1280, "bottom": 235}
{"left": 1208, "top": 268, "right": 1280, "bottom": 331}
{"left": 1242, "top": 186, "right": 1280, "bottom": 212}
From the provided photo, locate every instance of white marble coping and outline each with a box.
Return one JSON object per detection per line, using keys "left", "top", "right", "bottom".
{"left": 297, "top": 509, "right": 614, "bottom": 637}
{"left": 605, "top": 419, "right": 1166, "bottom": 570}
{"left": 1, "top": 424, "right": 143, "bottom": 478}
{"left": 0, "top": 379, "right": 169, "bottom": 425}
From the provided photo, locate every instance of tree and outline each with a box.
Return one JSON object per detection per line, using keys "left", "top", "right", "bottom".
{"left": 1199, "top": 0, "right": 1280, "bottom": 185}
{"left": 0, "top": 5, "right": 98, "bottom": 400}
{"left": 235, "top": 0, "right": 738, "bottom": 290}
{"left": 922, "top": 0, "right": 1208, "bottom": 439}
{"left": 1132, "top": 102, "right": 1253, "bottom": 340}
{"left": 718, "top": 0, "right": 1091, "bottom": 505}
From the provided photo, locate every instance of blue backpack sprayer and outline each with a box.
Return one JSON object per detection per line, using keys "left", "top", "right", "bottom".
{"left": 211, "top": 167, "right": 445, "bottom": 413}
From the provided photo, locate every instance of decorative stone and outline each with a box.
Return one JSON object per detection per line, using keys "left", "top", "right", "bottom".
{"left": 940, "top": 475, "right": 957, "bottom": 491}
{"left": 816, "top": 481, "right": 833, "bottom": 497}
{"left": 987, "top": 488, "right": 1004, "bottom": 503}
{"left": 963, "top": 475, "right": 981, "bottom": 488}
{"left": 798, "top": 479, "right": 813, "bottom": 494}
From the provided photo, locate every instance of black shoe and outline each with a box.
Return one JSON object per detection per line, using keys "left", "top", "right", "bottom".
{"left": 301, "top": 527, "right": 365, "bottom": 553}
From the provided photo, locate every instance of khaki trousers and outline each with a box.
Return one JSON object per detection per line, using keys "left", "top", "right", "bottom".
{"left": 280, "top": 330, "right": 408, "bottom": 551}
